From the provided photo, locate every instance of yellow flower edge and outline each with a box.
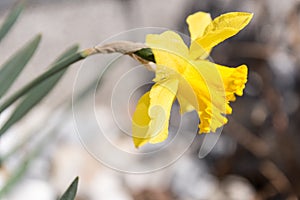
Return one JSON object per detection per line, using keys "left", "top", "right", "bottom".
{"left": 132, "top": 11, "right": 252, "bottom": 148}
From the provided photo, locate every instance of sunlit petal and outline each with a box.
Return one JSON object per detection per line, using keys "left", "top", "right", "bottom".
{"left": 148, "top": 79, "right": 179, "bottom": 144}
{"left": 216, "top": 63, "right": 248, "bottom": 103}
{"left": 183, "top": 60, "right": 228, "bottom": 133}
{"left": 153, "top": 54, "right": 229, "bottom": 133}
{"left": 186, "top": 12, "right": 212, "bottom": 41}
{"left": 154, "top": 64, "right": 198, "bottom": 114}
{"left": 132, "top": 92, "right": 151, "bottom": 148}
{"left": 132, "top": 79, "right": 179, "bottom": 148}
{"left": 134, "top": 11, "right": 252, "bottom": 147}
{"left": 146, "top": 31, "right": 189, "bottom": 73}
{"left": 190, "top": 12, "right": 253, "bottom": 59}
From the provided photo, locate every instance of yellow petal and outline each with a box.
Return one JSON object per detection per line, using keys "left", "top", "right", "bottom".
{"left": 132, "top": 79, "right": 179, "bottom": 148}
{"left": 190, "top": 12, "right": 253, "bottom": 59}
{"left": 148, "top": 79, "right": 179, "bottom": 144}
{"left": 146, "top": 31, "right": 189, "bottom": 57}
{"left": 148, "top": 33, "right": 235, "bottom": 133}
{"left": 146, "top": 31, "right": 189, "bottom": 73}
{"left": 216, "top": 64, "right": 248, "bottom": 103}
{"left": 184, "top": 60, "right": 228, "bottom": 133}
{"left": 154, "top": 64, "right": 198, "bottom": 114}
{"left": 198, "top": 108, "right": 228, "bottom": 133}
{"left": 132, "top": 92, "right": 151, "bottom": 148}
{"left": 177, "top": 95, "right": 195, "bottom": 113}
{"left": 186, "top": 12, "right": 212, "bottom": 41}
{"left": 155, "top": 57, "right": 228, "bottom": 133}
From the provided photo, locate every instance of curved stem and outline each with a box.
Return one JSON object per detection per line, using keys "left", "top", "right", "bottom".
{"left": 0, "top": 41, "right": 153, "bottom": 114}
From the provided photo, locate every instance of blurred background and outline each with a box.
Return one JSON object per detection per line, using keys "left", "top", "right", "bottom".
{"left": 1, "top": 0, "right": 300, "bottom": 199}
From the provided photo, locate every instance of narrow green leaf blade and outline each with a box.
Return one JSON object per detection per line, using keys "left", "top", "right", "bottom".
{"left": 0, "top": 45, "right": 79, "bottom": 136}
{"left": 59, "top": 177, "right": 79, "bottom": 200}
{"left": 0, "top": 50, "right": 83, "bottom": 113}
{"left": 0, "top": 34, "right": 41, "bottom": 98}
{"left": 0, "top": 1, "right": 24, "bottom": 42}
{"left": 52, "top": 45, "right": 79, "bottom": 64}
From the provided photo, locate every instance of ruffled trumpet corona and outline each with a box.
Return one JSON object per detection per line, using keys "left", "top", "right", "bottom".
{"left": 132, "top": 11, "right": 253, "bottom": 148}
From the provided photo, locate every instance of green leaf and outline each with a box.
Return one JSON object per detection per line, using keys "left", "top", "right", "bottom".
{"left": 0, "top": 49, "right": 83, "bottom": 114}
{"left": 0, "top": 34, "right": 41, "bottom": 98}
{"left": 59, "top": 177, "right": 79, "bottom": 200}
{"left": 0, "top": 1, "right": 24, "bottom": 42}
{"left": 0, "top": 45, "right": 79, "bottom": 136}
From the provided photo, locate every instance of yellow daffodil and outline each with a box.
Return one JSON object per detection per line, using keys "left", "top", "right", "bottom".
{"left": 132, "top": 11, "right": 253, "bottom": 148}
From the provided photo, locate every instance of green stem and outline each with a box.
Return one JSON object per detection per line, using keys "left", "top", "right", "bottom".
{"left": 0, "top": 47, "right": 154, "bottom": 114}
{"left": 0, "top": 52, "right": 84, "bottom": 113}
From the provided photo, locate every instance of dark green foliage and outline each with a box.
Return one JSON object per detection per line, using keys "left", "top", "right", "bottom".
{"left": 0, "top": 45, "right": 79, "bottom": 136}
{"left": 0, "top": 1, "right": 24, "bottom": 42}
{"left": 0, "top": 35, "right": 41, "bottom": 98}
{"left": 59, "top": 177, "right": 79, "bottom": 200}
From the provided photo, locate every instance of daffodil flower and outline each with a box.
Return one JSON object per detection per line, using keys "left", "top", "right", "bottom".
{"left": 132, "top": 11, "right": 253, "bottom": 148}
